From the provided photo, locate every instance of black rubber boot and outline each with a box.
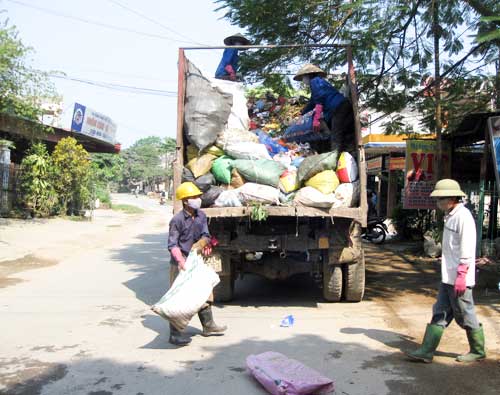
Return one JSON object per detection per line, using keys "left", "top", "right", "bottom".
{"left": 198, "top": 305, "right": 227, "bottom": 336}
{"left": 169, "top": 324, "right": 191, "bottom": 346}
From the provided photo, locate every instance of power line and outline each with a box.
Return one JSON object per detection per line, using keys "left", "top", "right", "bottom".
{"left": 7, "top": 0, "right": 196, "bottom": 44}
{"left": 105, "top": 0, "right": 206, "bottom": 46}
{"left": 49, "top": 74, "right": 177, "bottom": 97}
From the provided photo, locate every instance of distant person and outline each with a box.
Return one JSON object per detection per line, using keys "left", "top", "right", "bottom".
{"left": 215, "top": 33, "right": 251, "bottom": 81}
{"left": 293, "top": 64, "right": 354, "bottom": 151}
{"left": 152, "top": 182, "right": 226, "bottom": 346}
{"left": 406, "top": 179, "right": 485, "bottom": 363}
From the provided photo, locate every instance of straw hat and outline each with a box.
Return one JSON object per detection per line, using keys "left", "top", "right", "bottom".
{"left": 224, "top": 33, "right": 251, "bottom": 46}
{"left": 293, "top": 64, "right": 327, "bottom": 81}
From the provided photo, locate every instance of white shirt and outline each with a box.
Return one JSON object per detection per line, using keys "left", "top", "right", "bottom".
{"left": 441, "top": 203, "right": 476, "bottom": 287}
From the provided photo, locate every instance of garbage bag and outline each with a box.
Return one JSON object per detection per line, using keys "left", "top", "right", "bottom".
{"left": 211, "top": 155, "right": 234, "bottom": 185}
{"left": 214, "top": 190, "right": 243, "bottom": 207}
{"left": 305, "top": 170, "right": 340, "bottom": 195}
{"left": 233, "top": 159, "right": 286, "bottom": 188}
{"left": 186, "top": 153, "right": 217, "bottom": 178}
{"left": 237, "top": 183, "right": 280, "bottom": 205}
{"left": 424, "top": 233, "right": 442, "bottom": 258}
{"left": 332, "top": 181, "right": 360, "bottom": 208}
{"left": 230, "top": 168, "right": 245, "bottom": 189}
{"left": 257, "top": 129, "right": 288, "bottom": 155}
{"left": 194, "top": 173, "right": 215, "bottom": 193}
{"left": 282, "top": 111, "right": 331, "bottom": 143}
{"left": 336, "top": 152, "right": 358, "bottom": 183}
{"left": 279, "top": 170, "right": 300, "bottom": 193}
{"left": 225, "top": 142, "right": 272, "bottom": 160}
{"left": 152, "top": 252, "right": 220, "bottom": 332}
{"left": 182, "top": 167, "right": 195, "bottom": 183}
{"left": 184, "top": 61, "right": 232, "bottom": 151}
{"left": 201, "top": 186, "right": 224, "bottom": 208}
{"left": 297, "top": 151, "right": 339, "bottom": 184}
{"left": 216, "top": 128, "right": 259, "bottom": 150}
{"left": 211, "top": 79, "right": 249, "bottom": 133}
{"left": 204, "top": 145, "right": 225, "bottom": 157}
{"left": 186, "top": 145, "right": 199, "bottom": 162}
{"left": 246, "top": 351, "right": 335, "bottom": 395}
{"left": 294, "top": 186, "right": 336, "bottom": 208}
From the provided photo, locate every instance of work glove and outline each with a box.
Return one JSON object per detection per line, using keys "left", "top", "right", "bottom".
{"left": 170, "top": 247, "right": 187, "bottom": 271}
{"left": 224, "top": 64, "right": 237, "bottom": 81}
{"left": 312, "top": 104, "right": 323, "bottom": 132}
{"left": 454, "top": 263, "right": 468, "bottom": 297}
{"left": 191, "top": 238, "right": 209, "bottom": 254}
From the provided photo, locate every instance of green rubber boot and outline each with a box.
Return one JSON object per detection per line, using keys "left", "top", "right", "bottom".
{"left": 406, "top": 324, "right": 444, "bottom": 363}
{"left": 456, "top": 324, "right": 486, "bottom": 362}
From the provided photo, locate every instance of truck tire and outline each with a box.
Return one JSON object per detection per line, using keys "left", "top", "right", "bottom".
{"left": 343, "top": 250, "right": 365, "bottom": 302}
{"left": 213, "top": 252, "right": 234, "bottom": 303}
{"left": 322, "top": 262, "right": 343, "bottom": 302}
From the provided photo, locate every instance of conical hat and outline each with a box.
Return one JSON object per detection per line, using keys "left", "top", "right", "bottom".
{"left": 224, "top": 33, "right": 251, "bottom": 46}
{"left": 294, "top": 64, "right": 327, "bottom": 81}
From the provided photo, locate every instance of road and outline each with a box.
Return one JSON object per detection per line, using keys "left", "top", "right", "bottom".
{"left": 0, "top": 194, "right": 499, "bottom": 395}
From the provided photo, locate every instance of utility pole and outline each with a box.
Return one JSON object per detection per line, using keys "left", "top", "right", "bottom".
{"left": 433, "top": 0, "right": 443, "bottom": 181}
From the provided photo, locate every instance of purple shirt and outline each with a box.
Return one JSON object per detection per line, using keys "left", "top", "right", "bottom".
{"left": 168, "top": 209, "right": 210, "bottom": 259}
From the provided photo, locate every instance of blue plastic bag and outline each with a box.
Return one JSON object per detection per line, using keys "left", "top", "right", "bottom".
{"left": 280, "top": 315, "right": 295, "bottom": 327}
{"left": 257, "top": 130, "right": 288, "bottom": 155}
{"left": 283, "top": 111, "right": 331, "bottom": 143}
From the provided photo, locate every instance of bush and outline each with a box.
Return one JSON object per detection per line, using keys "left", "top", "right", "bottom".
{"left": 391, "top": 204, "right": 435, "bottom": 240}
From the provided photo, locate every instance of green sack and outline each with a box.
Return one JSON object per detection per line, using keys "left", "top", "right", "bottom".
{"left": 297, "top": 151, "right": 339, "bottom": 183}
{"left": 211, "top": 155, "right": 234, "bottom": 184}
{"left": 233, "top": 159, "right": 286, "bottom": 188}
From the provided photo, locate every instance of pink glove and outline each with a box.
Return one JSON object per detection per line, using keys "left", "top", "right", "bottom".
{"left": 312, "top": 104, "right": 323, "bottom": 132}
{"left": 224, "top": 64, "right": 237, "bottom": 81}
{"left": 170, "top": 247, "right": 186, "bottom": 270}
{"left": 454, "top": 264, "right": 468, "bottom": 297}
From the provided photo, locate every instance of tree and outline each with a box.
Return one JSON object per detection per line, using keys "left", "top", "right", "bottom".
{"left": 215, "top": 0, "right": 499, "bottom": 131}
{"left": 52, "top": 137, "right": 92, "bottom": 215}
{"left": 0, "top": 15, "right": 58, "bottom": 126}
{"left": 19, "top": 142, "right": 57, "bottom": 217}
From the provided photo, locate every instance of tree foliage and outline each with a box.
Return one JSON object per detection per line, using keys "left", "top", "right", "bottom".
{"left": 215, "top": 0, "right": 500, "bottom": 133}
{"left": 0, "top": 15, "right": 58, "bottom": 126}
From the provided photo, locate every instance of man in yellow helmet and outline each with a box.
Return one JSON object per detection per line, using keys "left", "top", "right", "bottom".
{"left": 407, "top": 179, "right": 485, "bottom": 363}
{"left": 162, "top": 182, "right": 227, "bottom": 346}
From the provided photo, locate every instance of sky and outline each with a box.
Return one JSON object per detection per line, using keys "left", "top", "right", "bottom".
{"left": 4, "top": 0, "right": 239, "bottom": 148}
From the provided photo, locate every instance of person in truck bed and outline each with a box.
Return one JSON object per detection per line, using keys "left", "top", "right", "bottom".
{"left": 153, "top": 182, "right": 227, "bottom": 346}
{"left": 215, "top": 33, "right": 251, "bottom": 81}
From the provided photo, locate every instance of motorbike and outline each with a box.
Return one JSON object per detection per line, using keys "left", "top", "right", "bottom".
{"left": 362, "top": 216, "right": 388, "bottom": 244}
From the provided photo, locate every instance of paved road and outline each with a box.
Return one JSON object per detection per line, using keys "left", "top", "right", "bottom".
{"left": 1, "top": 196, "right": 499, "bottom": 395}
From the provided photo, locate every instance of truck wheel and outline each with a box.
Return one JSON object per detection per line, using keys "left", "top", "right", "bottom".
{"left": 322, "top": 262, "right": 343, "bottom": 302}
{"left": 213, "top": 252, "right": 234, "bottom": 303}
{"left": 343, "top": 250, "right": 365, "bottom": 302}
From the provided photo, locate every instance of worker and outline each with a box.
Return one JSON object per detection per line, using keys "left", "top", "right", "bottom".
{"left": 406, "top": 179, "right": 485, "bottom": 363}
{"left": 293, "top": 64, "right": 354, "bottom": 151}
{"left": 155, "top": 182, "right": 227, "bottom": 346}
{"left": 215, "top": 33, "right": 251, "bottom": 81}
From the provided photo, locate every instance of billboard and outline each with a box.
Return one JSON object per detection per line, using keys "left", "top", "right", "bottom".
{"left": 403, "top": 139, "right": 451, "bottom": 209}
{"left": 71, "top": 103, "right": 117, "bottom": 144}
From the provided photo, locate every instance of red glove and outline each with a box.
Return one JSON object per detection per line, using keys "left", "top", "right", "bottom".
{"left": 454, "top": 264, "right": 468, "bottom": 297}
{"left": 312, "top": 104, "right": 323, "bottom": 132}
{"left": 224, "top": 64, "right": 237, "bottom": 81}
{"left": 170, "top": 247, "right": 186, "bottom": 270}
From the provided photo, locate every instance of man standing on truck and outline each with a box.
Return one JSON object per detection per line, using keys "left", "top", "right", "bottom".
{"left": 406, "top": 179, "right": 486, "bottom": 363}
{"left": 215, "top": 33, "right": 251, "bottom": 81}
{"left": 163, "top": 182, "right": 227, "bottom": 346}
{"left": 293, "top": 64, "right": 354, "bottom": 151}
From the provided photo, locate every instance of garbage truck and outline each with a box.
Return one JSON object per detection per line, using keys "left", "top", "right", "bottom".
{"left": 173, "top": 44, "right": 368, "bottom": 303}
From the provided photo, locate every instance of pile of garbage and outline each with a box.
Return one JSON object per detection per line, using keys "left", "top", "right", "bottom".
{"left": 182, "top": 61, "right": 360, "bottom": 211}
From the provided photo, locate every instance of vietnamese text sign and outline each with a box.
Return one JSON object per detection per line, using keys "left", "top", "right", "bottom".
{"left": 366, "top": 156, "right": 383, "bottom": 173}
{"left": 389, "top": 157, "right": 405, "bottom": 171}
{"left": 71, "top": 103, "right": 117, "bottom": 144}
{"left": 404, "top": 139, "right": 451, "bottom": 209}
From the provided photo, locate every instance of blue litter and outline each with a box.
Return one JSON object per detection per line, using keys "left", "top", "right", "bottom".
{"left": 280, "top": 315, "right": 295, "bottom": 327}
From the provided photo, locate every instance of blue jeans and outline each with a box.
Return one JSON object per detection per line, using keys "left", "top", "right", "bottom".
{"left": 431, "top": 283, "right": 480, "bottom": 330}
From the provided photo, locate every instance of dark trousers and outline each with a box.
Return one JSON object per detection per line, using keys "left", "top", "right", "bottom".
{"left": 430, "top": 283, "right": 480, "bottom": 330}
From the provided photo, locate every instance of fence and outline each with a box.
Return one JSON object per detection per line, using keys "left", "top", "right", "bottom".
{"left": 0, "top": 163, "right": 22, "bottom": 215}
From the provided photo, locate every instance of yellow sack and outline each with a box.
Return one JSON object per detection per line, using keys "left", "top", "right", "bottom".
{"left": 204, "top": 145, "right": 225, "bottom": 157}
{"left": 186, "top": 145, "right": 199, "bottom": 162}
{"left": 305, "top": 170, "right": 340, "bottom": 195}
{"left": 187, "top": 154, "right": 217, "bottom": 178}
{"left": 279, "top": 170, "right": 300, "bottom": 193}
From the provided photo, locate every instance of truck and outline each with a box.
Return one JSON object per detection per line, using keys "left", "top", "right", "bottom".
{"left": 173, "top": 44, "right": 368, "bottom": 303}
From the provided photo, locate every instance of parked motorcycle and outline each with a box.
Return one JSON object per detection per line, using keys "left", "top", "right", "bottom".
{"left": 362, "top": 217, "right": 388, "bottom": 244}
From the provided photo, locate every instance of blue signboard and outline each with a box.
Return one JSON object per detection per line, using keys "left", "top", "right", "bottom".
{"left": 71, "top": 103, "right": 87, "bottom": 133}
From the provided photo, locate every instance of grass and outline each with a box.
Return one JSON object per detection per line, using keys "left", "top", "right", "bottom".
{"left": 111, "top": 204, "right": 145, "bottom": 214}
